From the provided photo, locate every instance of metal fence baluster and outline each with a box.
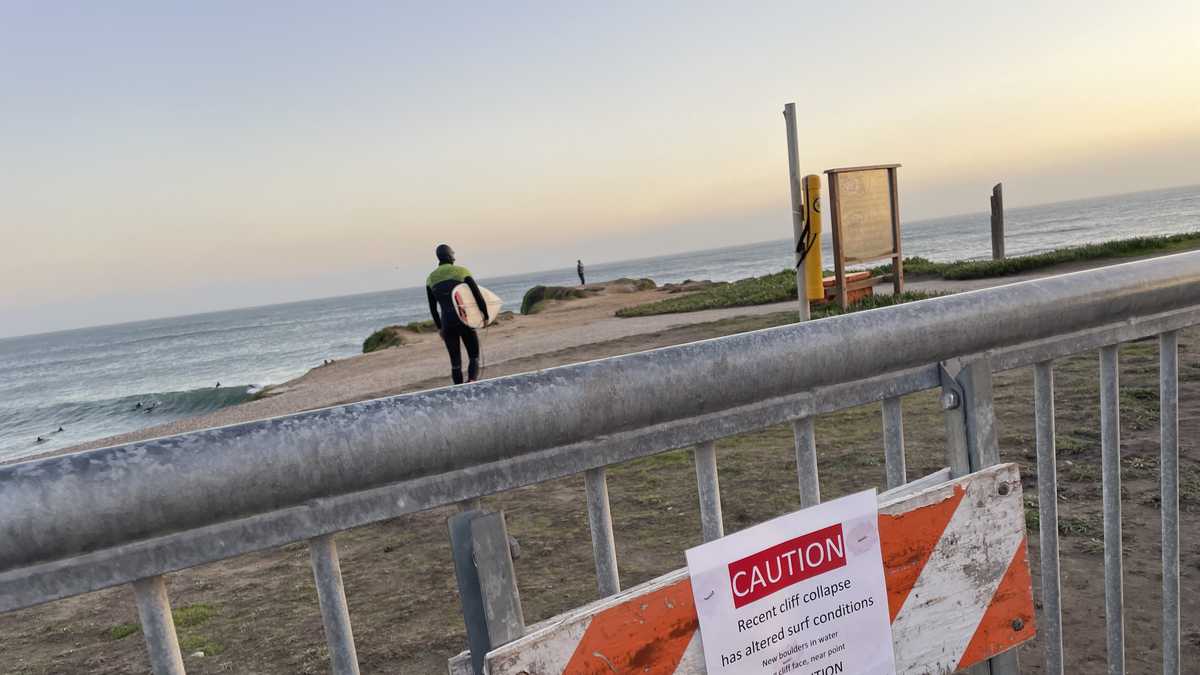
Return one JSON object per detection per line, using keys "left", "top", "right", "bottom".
{"left": 1099, "top": 345, "right": 1125, "bottom": 674}
{"left": 940, "top": 357, "right": 1019, "bottom": 675}
{"left": 309, "top": 535, "right": 360, "bottom": 675}
{"left": 132, "top": 576, "right": 186, "bottom": 675}
{"left": 693, "top": 441, "right": 724, "bottom": 542}
{"left": 792, "top": 417, "right": 820, "bottom": 507}
{"left": 882, "top": 396, "right": 907, "bottom": 489}
{"left": 1034, "top": 361, "right": 1065, "bottom": 675}
{"left": 584, "top": 467, "right": 620, "bottom": 596}
{"left": 1159, "top": 331, "right": 1180, "bottom": 675}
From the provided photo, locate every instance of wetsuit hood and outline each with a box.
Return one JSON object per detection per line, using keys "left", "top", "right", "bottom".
{"left": 436, "top": 244, "right": 455, "bottom": 264}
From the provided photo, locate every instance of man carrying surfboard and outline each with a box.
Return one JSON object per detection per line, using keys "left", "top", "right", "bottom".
{"left": 426, "top": 244, "right": 489, "bottom": 384}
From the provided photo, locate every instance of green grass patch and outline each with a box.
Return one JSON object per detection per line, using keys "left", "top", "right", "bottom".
{"left": 520, "top": 285, "right": 593, "bottom": 315}
{"left": 403, "top": 319, "right": 438, "bottom": 333}
{"left": 617, "top": 266, "right": 942, "bottom": 319}
{"left": 1024, "top": 497, "right": 1040, "bottom": 532}
{"left": 179, "top": 634, "right": 225, "bottom": 656}
{"left": 616, "top": 270, "right": 797, "bottom": 317}
{"left": 362, "top": 326, "right": 408, "bottom": 353}
{"left": 1058, "top": 515, "right": 1101, "bottom": 537}
{"left": 1055, "top": 434, "right": 1093, "bottom": 455}
{"left": 874, "top": 231, "right": 1200, "bottom": 281}
{"left": 871, "top": 256, "right": 948, "bottom": 278}
{"left": 808, "top": 291, "right": 944, "bottom": 318}
{"left": 109, "top": 623, "right": 140, "bottom": 640}
{"left": 872, "top": 231, "right": 1200, "bottom": 281}
{"left": 172, "top": 603, "right": 216, "bottom": 628}
{"left": 105, "top": 603, "right": 215, "bottom": 643}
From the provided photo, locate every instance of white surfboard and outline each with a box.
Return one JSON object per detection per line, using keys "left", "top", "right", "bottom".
{"left": 452, "top": 284, "right": 503, "bottom": 329}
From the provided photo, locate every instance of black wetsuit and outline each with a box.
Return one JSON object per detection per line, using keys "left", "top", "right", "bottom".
{"left": 426, "top": 263, "right": 489, "bottom": 384}
{"left": 577, "top": 261, "right": 586, "bottom": 286}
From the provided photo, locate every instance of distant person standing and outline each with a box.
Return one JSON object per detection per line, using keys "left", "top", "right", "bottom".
{"left": 577, "top": 259, "right": 586, "bottom": 286}
{"left": 426, "top": 244, "right": 489, "bottom": 384}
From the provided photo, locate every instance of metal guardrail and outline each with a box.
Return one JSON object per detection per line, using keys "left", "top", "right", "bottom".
{"left": 2, "top": 251, "right": 1197, "bottom": 674}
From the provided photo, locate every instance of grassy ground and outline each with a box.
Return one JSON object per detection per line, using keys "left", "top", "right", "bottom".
{"left": 616, "top": 267, "right": 938, "bottom": 318}
{"left": 615, "top": 270, "right": 795, "bottom": 317}
{"left": 3, "top": 308, "right": 1197, "bottom": 674}
{"left": 614, "top": 232, "right": 1200, "bottom": 319}
{"left": 873, "top": 231, "right": 1200, "bottom": 280}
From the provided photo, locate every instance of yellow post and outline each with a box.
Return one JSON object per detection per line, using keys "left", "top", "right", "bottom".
{"left": 802, "top": 175, "right": 824, "bottom": 301}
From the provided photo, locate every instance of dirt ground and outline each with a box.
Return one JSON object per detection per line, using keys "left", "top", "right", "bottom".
{"left": 2, "top": 305, "right": 1197, "bottom": 674}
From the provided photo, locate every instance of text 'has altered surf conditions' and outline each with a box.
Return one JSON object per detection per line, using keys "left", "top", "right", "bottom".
{"left": 686, "top": 490, "right": 895, "bottom": 674}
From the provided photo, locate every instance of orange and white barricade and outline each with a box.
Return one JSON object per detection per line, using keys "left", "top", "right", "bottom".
{"left": 450, "top": 463, "right": 1035, "bottom": 675}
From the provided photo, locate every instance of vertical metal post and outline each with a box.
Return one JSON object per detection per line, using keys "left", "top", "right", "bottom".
{"left": 939, "top": 362, "right": 971, "bottom": 479}
{"left": 940, "top": 358, "right": 999, "bottom": 475}
{"left": 783, "top": 102, "right": 811, "bottom": 321}
{"left": 1099, "top": 345, "right": 1125, "bottom": 674}
{"left": 1034, "top": 362, "right": 1065, "bottom": 675}
{"left": 132, "top": 576, "right": 186, "bottom": 675}
{"left": 990, "top": 183, "right": 1006, "bottom": 260}
{"left": 1159, "top": 331, "right": 1180, "bottom": 675}
{"left": 450, "top": 510, "right": 524, "bottom": 674}
{"left": 792, "top": 417, "right": 820, "bottom": 508}
{"left": 449, "top": 510, "right": 490, "bottom": 675}
{"left": 309, "top": 535, "right": 360, "bottom": 675}
{"left": 469, "top": 512, "right": 526, "bottom": 648}
{"left": 940, "top": 357, "right": 1018, "bottom": 675}
{"left": 881, "top": 397, "right": 906, "bottom": 489}
{"left": 584, "top": 467, "right": 620, "bottom": 596}
{"left": 693, "top": 441, "right": 724, "bottom": 542}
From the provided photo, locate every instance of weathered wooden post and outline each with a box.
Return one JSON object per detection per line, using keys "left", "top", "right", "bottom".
{"left": 990, "top": 183, "right": 1005, "bottom": 260}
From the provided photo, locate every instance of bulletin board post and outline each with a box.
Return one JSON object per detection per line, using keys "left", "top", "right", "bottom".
{"left": 825, "top": 164, "right": 904, "bottom": 310}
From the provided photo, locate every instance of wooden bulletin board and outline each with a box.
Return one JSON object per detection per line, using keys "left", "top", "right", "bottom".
{"left": 824, "top": 164, "right": 903, "bottom": 309}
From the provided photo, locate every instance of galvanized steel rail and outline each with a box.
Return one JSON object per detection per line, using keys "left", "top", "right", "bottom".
{"left": 2, "top": 252, "right": 1198, "bottom": 674}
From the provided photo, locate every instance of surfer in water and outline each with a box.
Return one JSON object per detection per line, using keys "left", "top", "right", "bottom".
{"left": 577, "top": 259, "right": 586, "bottom": 286}
{"left": 426, "top": 244, "right": 489, "bottom": 384}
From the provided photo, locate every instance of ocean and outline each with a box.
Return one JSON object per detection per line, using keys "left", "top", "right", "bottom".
{"left": 2, "top": 184, "right": 1198, "bottom": 463}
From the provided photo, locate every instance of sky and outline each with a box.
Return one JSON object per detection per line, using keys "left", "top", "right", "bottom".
{"left": 2, "top": 1, "right": 1198, "bottom": 337}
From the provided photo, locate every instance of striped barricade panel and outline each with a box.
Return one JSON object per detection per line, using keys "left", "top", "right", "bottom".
{"left": 451, "top": 463, "right": 1034, "bottom": 675}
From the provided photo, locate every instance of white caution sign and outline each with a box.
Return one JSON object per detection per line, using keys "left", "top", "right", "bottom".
{"left": 686, "top": 490, "right": 895, "bottom": 675}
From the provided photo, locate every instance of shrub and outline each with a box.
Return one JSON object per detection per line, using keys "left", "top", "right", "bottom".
{"left": 612, "top": 277, "right": 656, "bottom": 291}
{"left": 520, "top": 285, "right": 591, "bottom": 315}
{"left": 362, "top": 326, "right": 408, "bottom": 353}
{"left": 871, "top": 256, "right": 946, "bottom": 278}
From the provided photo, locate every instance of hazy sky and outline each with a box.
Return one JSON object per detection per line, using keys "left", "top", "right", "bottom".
{"left": 2, "top": 1, "right": 1198, "bottom": 337}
